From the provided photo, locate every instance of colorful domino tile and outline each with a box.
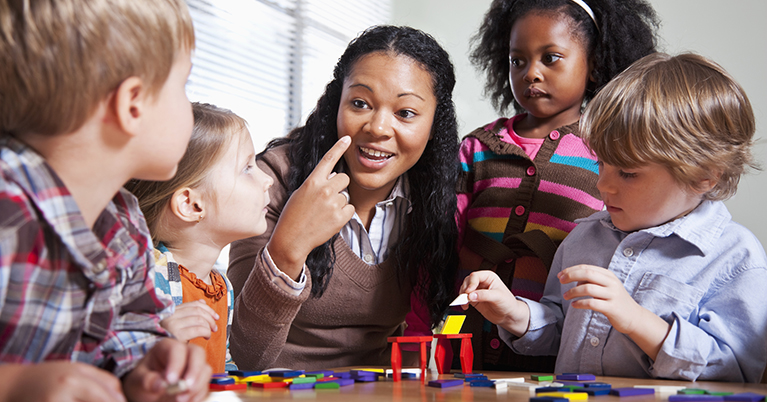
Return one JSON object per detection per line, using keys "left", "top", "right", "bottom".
{"left": 557, "top": 374, "right": 596, "bottom": 381}
{"left": 228, "top": 370, "right": 262, "bottom": 377}
{"left": 680, "top": 389, "right": 710, "bottom": 395}
{"left": 440, "top": 315, "right": 467, "bottom": 335}
{"left": 250, "top": 381, "right": 289, "bottom": 389}
{"left": 209, "top": 383, "right": 247, "bottom": 391}
{"left": 574, "top": 387, "right": 611, "bottom": 396}
{"left": 531, "top": 397, "right": 571, "bottom": 402}
{"left": 210, "top": 377, "right": 235, "bottom": 385}
{"left": 315, "top": 381, "right": 340, "bottom": 389}
{"left": 724, "top": 393, "right": 767, "bottom": 402}
{"left": 537, "top": 392, "right": 588, "bottom": 400}
{"left": 268, "top": 370, "right": 304, "bottom": 378}
{"left": 289, "top": 382, "right": 316, "bottom": 390}
{"left": 532, "top": 375, "right": 555, "bottom": 382}
{"left": 428, "top": 379, "right": 464, "bottom": 388}
{"left": 470, "top": 380, "right": 496, "bottom": 387}
{"left": 610, "top": 387, "right": 655, "bottom": 397}
{"left": 669, "top": 396, "right": 725, "bottom": 402}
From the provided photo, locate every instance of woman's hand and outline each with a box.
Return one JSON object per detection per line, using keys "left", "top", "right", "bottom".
{"left": 160, "top": 300, "right": 218, "bottom": 342}
{"left": 1, "top": 362, "right": 126, "bottom": 402}
{"left": 267, "top": 136, "right": 355, "bottom": 279}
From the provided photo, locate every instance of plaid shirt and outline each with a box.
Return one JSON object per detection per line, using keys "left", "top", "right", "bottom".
{"left": 0, "top": 136, "right": 172, "bottom": 377}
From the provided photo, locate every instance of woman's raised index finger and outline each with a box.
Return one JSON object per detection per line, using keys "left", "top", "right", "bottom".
{"left": 310, "top": 136, "right": 351, "bottom": 180}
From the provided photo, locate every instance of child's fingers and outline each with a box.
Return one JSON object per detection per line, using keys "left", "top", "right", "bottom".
{"left": 180, "top": 344, "right": 212, "bottom": 402}
{"left": 307, "top": 136, "right": 351, "bottom": 181}
{"left": 460, "top": 270, "right": 501, "bottom": 294}
{"left": 174, "top": 300, "right": 219, "bottom": 321}
{"left": 558, "top": 264, "right": 612, "bottom": 286}
{"left": 563, "top": 282, "right": 608, "bottom": 301}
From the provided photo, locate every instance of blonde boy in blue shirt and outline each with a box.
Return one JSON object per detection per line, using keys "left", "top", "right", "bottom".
{"left": 0, "top": 0, "right": 211, "bottom": 401}
{"left": 461, "top": 53, "right": 767, "bottom": 382}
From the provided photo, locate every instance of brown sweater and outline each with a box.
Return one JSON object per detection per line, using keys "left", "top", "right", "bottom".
{"left": 228, "top": 145, "right": 412, "bottom": 370}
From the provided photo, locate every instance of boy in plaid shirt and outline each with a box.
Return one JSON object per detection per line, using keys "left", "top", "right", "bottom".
{"left": 0, "top": 0, "right": 211, "bottom": 401}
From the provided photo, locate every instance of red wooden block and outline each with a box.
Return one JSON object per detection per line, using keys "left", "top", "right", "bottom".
{"left": 251, "top": 381, "right": 289, "bottom": 389}
{"left": 209, "top": 383, "right": 247, "bottom": 391}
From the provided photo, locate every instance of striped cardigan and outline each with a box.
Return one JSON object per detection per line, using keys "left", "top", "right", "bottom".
{"left": 153, "top": 244, "right": 236, "bottom": 370}
{"left": 456, "top": 116, "right": 603, "bottom": 371}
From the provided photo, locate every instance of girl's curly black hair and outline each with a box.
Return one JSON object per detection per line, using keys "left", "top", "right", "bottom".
{"left": 262, "top": 25, "right": 460, "bottom": 328}
{"left": 471, "top": 0, "right": 660, "bottom": 115}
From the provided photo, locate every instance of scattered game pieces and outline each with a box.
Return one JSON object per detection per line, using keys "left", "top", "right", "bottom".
{"left": 669, "top": 396, "right": 725, "bottom": 402}
{"left": 533, "top": 375, "right": 555, "bottom": 382}
{"left": 209, "top": 383, "right": 247, "bottom": 391}
{"left": 428, "top": 379, "right": 464, "bottom": 388}
{"left": 537, "top": 392, "right": 588, "bottom": 400}
{"left": 450, "top": 293, "right": 469, "bottom": 306}
{"left": 610, "top": 387, "right": 655, "bottom": 397}
{"left": 557, "top": 374, "right": 596, "bottom": 381}
{"left": 724, "top": 393, "right": 767, "bottom": 402}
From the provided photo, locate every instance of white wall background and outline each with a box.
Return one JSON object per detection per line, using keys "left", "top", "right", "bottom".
{"left": 392, "top": 0, "right": 767, "bottom": 247}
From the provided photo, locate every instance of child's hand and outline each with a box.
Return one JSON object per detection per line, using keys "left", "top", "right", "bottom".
{"left": 122, "top": 338, "right": 211, "bottom": 402}
{"left": 559, "top": 264, "right": 642, "bottom": 334}
{"left": 460, "top": 270, "right": 531, "bottom": 337}
{"left": 1, "top": 361, "right": 126, "bottom": 402}
{"left": 160, "top": 299, "right": 219, "bottom": 342}
{"left": 267, "top": 136, "right": 355, "bottom": 279}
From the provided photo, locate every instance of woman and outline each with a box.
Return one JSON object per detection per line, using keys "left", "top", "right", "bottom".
{"left": 228, "top": 25, "right": 460, "bottom": 370}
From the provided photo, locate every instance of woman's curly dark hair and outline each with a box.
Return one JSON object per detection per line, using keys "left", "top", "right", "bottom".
{"left": 263, "top": 25, "right": 460, "bottom": 327}
{"left": 471, "top": 0, "right": 660, "bottom": 115}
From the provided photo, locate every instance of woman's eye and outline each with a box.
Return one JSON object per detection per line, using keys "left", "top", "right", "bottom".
{"left": 352, "top": 99, "right": 368, "bottom": 109}
{"left": 509, "top": 56, "right": 522, "bottom": 67}
{"left": 397, "top": 109, "right": 416, "bottom": 119}
{"left": 543, "top": 54, "right": 562, "bottom": 64}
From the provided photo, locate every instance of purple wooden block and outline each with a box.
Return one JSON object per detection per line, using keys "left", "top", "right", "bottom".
{"left": 428, "top": 379, "right": 464, "bottom": 388}
{"left": 331, "top": 378, "right": 355, "bottom": 387}
{"left": 537, "top": 387, "right": 569, "bottom": 394}
{"left": 289, "top": 382, "right": 316, "bottom": 390}
{"left": 584, "top": 382, "right": 612, "bottom": 388}
{"left": 669, "top": 396, "right": 725, "bottom": 402}
{"left": 557, "top": 381, "right": 587, "bottom": 387}
{"left": 228, "top": 370, "right": 262, "bottom": 377}
{"left": 353, "top": 375, "right": 377, "bottom": 382}
{"left": 268, "top": 370, "right": 304, "bottom": 378}
{"left": 455, "top": 373, "right": 485, "bottom": 378}
{"left": 470, "top": 381, "right": 496, "bottom": 387}
{"left": 574, "top": 387, "right": 611, "bottom": 396}
{"left": 210, "top": 377, "right": 235, "bottom": 385}
{"left": 557, "top": 374, "right": 596, "bottom": 381}
{"left": 333, "top": 371, "right": 352, "bottom": 379}
{"left": 725, "top": 393, "right": 767, "bottom": 402}
{"left": 531, "top": 398, "right": 570, "bottom": 402}
{"left": 611, "top": 387, "right": 656, "bottom": 397}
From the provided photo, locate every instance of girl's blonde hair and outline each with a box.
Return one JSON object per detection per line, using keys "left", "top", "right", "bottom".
{"left": 1, "top": 0, "right": 194, "bottom": 137}
{"left": 581, "top": 52, "right": 757, "bottom": 201}
{"left": 125, "top": 102, "right": 248, "bottom": 244}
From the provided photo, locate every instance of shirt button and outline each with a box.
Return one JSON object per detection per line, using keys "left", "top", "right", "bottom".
{"left": 490, "top": 339, "right": 501, "bottom": 349}
{"left": 623, "top": 248, "right": 634, "bottom": 257}
{"left": 515, "top": 205, "right": 526, "bottom": 216}
{"left": 385, "top": 201, "right": 394, "bottom": 207}
{"left": 590, "top": 336, "right": 600, "bottom": 347}
{"left": 526, "top": 166, "right": 536, "bottom": 176}
{"left": 363, "top": 254, "right": 374, "bottom": 263}
{"left": 549, "top": 131, "right": 560, "bottom": 140}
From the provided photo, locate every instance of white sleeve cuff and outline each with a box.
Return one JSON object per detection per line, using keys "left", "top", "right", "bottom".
{"left": 261, "top": 247, "right": 307, "bottom": 297}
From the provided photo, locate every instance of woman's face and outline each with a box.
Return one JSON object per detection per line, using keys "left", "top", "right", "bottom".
{"left": 336, "top": 52, "right": 437, "bottom": 200}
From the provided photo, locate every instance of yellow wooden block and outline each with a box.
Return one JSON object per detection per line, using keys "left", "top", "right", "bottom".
{"left": 357, "top": 368, "right": 385, "bottom": 373}
{"left": 538, "top": 392, "right": 588, "bottom": 400}
{"left": 242, "top": 374, "right": 272, "bottom": 384}
{"left": 440, "top": 315, "right": 467, "bottom": 334}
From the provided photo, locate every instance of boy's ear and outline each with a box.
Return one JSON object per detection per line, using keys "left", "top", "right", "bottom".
{"left": 170, "top": 187, "right": 205, "bottom": 223}
{"left": 112, "top": 76, "right": 147, "bottom": 137}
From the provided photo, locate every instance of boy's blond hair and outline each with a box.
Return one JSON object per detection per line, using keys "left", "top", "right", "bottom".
{"left": 0, "top": 0, "right": 195, "bottom": 137}
{"left": 125, "top": 102, "right": 248, "bottom": 245}
{"left": 581, "top": 52, "right": 756, "bottom": 201}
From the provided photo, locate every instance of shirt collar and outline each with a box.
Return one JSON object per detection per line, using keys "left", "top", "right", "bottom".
{"left": 340, "top": 173, "right": 412, "bottom": 213}
{"left": 587, "top": 200, "right": 729, "bottom": 254}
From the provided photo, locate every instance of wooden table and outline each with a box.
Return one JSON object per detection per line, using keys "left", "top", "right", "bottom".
{"left": 202, "top": 370, "right": 767, "bottom": 402}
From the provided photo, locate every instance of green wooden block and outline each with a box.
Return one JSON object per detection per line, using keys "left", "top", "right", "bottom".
{"left": 305, "top": 373, "right": 324, "bottom": 379}
{"left": 706, "top": 392, "right": 734, "bottom": 396}
{"left": 315, "top": 382, "right": 340, "bottom": 389}
{"left": 679, "top": 389, "right": 708, "bottom": 395}
{"left": 532, "top": 375, "right": 554, "bottom": 381}
{"left": 292, "top": 377, "right": 317, "bottom": 384}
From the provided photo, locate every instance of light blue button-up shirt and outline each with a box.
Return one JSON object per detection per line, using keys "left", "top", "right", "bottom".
{"left": 502, "top": 200, "right": 767, "bottom": 382}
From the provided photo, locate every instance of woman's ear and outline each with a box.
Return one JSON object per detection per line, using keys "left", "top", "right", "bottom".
{"left": 170, "top": 187, "right": 206, "bottom": 223}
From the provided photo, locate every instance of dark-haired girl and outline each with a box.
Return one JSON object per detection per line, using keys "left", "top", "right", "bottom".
{"left": 457, "top": 0, "right": 659, "bottom": 371}
{"left": 227, "top": 25, "right": 459, "bottom": 370}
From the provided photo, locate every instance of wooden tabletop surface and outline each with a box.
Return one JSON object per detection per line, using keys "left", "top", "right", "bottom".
{"left": 202, "top": 369, "right": 767, "bottom": 402}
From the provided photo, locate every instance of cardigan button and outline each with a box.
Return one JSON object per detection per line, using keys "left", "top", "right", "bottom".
{"left": 490, "top": 338, "right": 501, "bottom": 349}
{"left": 549, "top": 131, "right": 560, "bottom": 140}
{"left": 515, "top": 205, "right": 525, "bottom": 216}
{"left": 526, "top": 166, "right": 536, "bottom": 176}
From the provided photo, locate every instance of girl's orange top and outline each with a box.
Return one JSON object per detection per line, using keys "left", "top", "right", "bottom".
{"left": 179, "top": 265, "right": 228, "bottom": 373}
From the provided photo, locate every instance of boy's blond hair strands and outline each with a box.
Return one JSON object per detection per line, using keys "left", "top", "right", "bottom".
{"left": 581, "top": 52, "right": 757, "bottom": 201}
{"left": 0, "top": 0, "right": 195, "bottom": 137}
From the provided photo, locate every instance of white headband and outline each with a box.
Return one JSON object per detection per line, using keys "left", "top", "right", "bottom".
{"left": 571, "top": 0, "right": 599, "bottom": 31}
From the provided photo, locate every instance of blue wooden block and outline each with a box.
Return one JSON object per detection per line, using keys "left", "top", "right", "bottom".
{"left": 289, "top": 382, "right": 316, "bottom": 390}
{"left": 531, "top": 397, "right": 570, "bottom": 402}
{"left": 228, "top": 370, "right": 261, "bottom": 377}
{"left": 724, "top": 394, "right": 766, "bottom": 402}
{"left": 331, "top": 378, "right": 355, "bottom": 387}
{"left": 333, "top": 371, "right": 352, "bottom": 379}
{"left": 210, "top": 377, "right": 235, "bottom": 385}
{"left": 429, "top": 379, "right": 464, "bottom": 388}
{"left": 306, "top": 370, "right": 334, "bottom": 377}
{"left": 268, "top": 370, "right": 304, "bottom": 378}
{"left": 557, "top": 381, "right": 587, "bottom": 387}
{"left": 455, "top": 373, "right": 485, "bottom": 378}
{"left": 537, "top": 387, "right": 570, "bottom": 394}
{"left": 470, "top": 381, "right": 496, "bottom": 387}
{"left": 611, "top": 388, "right": 655, "bottom": 397}
{"left": 670, "top": 396, "right": 725, "bottom": 402}
{"left": 350, "top": 369, "right": 383, "bottom": 377}
{"left": 212, "top": 373, "right": 230, "bottom": 378}
{"left": 574, "top": 387, "right": 611, "bottom": 396}
{"left": 557, "top": 374, "right": 596, "bottom": 381}
{"left": 465, "top": 376, "right": 490, "bottom": 382}
{"left": 584, "top": 382, "right": 612, "bottom": 388}
{"left": 353, "top": 375, "right": 377, "bottom": 382}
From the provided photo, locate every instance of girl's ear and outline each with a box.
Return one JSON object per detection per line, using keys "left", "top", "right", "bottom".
{"left": 170, "top": 187, "right": 206, "bottom": 223}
